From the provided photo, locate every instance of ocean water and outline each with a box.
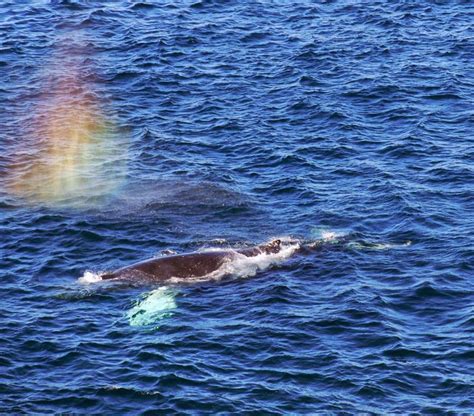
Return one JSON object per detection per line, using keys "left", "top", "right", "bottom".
{"left": 1, "top": 1, "right": 473, "bottom": 414}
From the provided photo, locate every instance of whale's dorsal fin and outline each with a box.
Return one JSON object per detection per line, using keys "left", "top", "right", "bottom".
{"left": 101, "top": 272, "right": 116, "bottom": 280}
{"left": 268, "top": 239, "right": 281, "bottom": 248}
{"left": 260, "top": 239, "right": 281, "bottom": 254}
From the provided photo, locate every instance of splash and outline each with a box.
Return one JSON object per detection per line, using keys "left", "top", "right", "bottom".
{"left": 6, "top": 43, "right": 127, "bottom": 207}
{"left": 127, "top": 287, "right": 177, "bottom": 327}
{"left": 78, "top": 271, "right": 103, "bottom": 284}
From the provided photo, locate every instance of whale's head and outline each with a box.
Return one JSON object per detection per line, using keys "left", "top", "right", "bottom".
{"left": 260, "top": 239, "right": 281, "bottom": 254}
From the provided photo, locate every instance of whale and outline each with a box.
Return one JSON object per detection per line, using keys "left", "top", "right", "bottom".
{"left": 101, "top": 239, "right": 283, "bottom": 282}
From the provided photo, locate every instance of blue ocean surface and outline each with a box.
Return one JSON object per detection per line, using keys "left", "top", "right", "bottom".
{"left": 1, "top": 1, "right": 473, "bottom": 414}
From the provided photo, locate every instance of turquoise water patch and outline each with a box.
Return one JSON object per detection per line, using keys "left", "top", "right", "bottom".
{"left": 126, "top": 287, "right": 177, "bottom": 327}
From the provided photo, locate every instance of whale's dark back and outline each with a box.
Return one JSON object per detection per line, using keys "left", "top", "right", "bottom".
{"left": 101, "top": 239, "right": 284, "bottom": 282}
{"left": 102, "top": 250, "right": 234, "bottom": 281}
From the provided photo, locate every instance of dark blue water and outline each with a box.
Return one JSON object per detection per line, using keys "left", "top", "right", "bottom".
{"left": 1, "top": 1, "right": 473, "bottom": 414}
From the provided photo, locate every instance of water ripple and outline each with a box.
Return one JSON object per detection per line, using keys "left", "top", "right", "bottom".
{"left": 0, "top": 0, "right": 473, "bottom": 414}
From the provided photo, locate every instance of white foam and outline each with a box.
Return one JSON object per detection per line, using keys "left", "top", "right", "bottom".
{"left": 127, "top": 287, "right": 177, "bottom": 326}
{"left": 311, "top": 228, "right": 348, "bottom": 242}
{"left": 347, "top": 240, "right": 412, "bottom": 250}
{"left": 78, "top": 271, "right": 103, "bottom": 284}
{"left": 321, "top": 231, "right": 339, "bottom": 241}
{"left": 168, "top": 240, "right": 300, "bottom": 284}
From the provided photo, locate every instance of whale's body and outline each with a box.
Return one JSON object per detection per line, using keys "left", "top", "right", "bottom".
{"left": 101, "top": 239, "right": 282, "bottom": 282}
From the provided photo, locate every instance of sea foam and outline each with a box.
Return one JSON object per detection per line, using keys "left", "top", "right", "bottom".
{"left": 78, "top": 271, "right": 103, "bottom": 284}
{"left": 168, "top": 239, "right": 300, "bottom": 284}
